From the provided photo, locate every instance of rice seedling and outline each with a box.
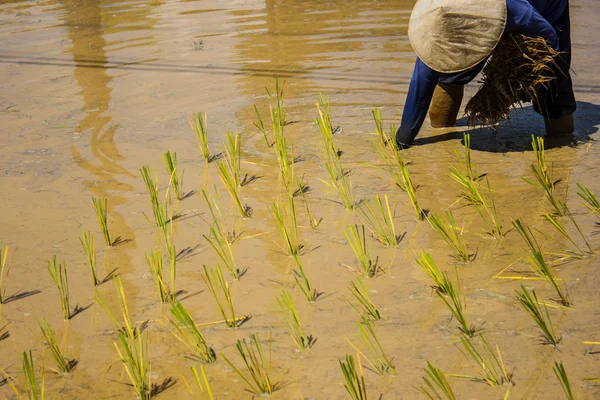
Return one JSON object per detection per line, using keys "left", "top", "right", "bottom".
{"left": 339, "top": 354, "right": 368, "bottom": 400}
{"left": 189, "top": 111, "right": 213, "bottom": 163}
{"left": 140, "top": 166, "right": 168, "bottom": 230}
{"left": 39, "top": 319, "right": 75, "bottom": 373}
{"left": 253, "top": 105, "right": 272, "bottom": 147}
{"left": 324, "top": 156, "right": 355, "bottom": 209}
{"left": 436, "top": 269, "right": 475, "bottom": 336}
{"left": 47, "top": 256, "right": 70, "bottom": 320}
{"left": 576, "top": 183, "right": 600, "bottom": 217}
{"left": 168, "top": 301, "right": 216, "bottom": 363}
{"left": 215, "top": 158, "right": 251, "bottom": 218}
{"left": 163, "top": 150, "right": 184, "bottom": 201}
{"left": 204, "top": 226, "right": 240, "bottom": 280}
{"left": 92, "top": 197, "right": 111, "bottom": 246}
{"left": 416, "top": 252, "right": 449, "bottom": 295}
{"left": 347, "top": 277, "right": 382, "bottom": 321}
{"left": 351, "top": 319, "right": 395, "bottom": 375}
{"left": 316, "top": 94, "right": 337, "bottom": 159}
{"left": 542, "top": 210, "right": 593, "bottom": 258}
{"left": 421, "top": 362, "right": 456, "bottom": 400}
{"left": 145, "top": 248, "right": 169, "bottom": 303}
{"left": 524, "top": 135, "right": 563, "bottom": 215}
{"left": 79, "top": 228, "right": 100, "bottom": 286}
{"left": 202, "top": 264, "right": 246, "bottom": 328}
{"left": 358, "top": 194, "right": 401, "bottom": 246}
{"left": 344, "top": 224, "right": 378, "bottom": 278}
{"left": 274, "top": 290, "right": 313, "bottom": 350}
{"left": 515, "top": 285, "right": 561, "bottom": 346}
{"left": 292, "top": 254, "right": 318, "bottom": 302}
{"left": 455, "top": 333, "right": 512, "bottom": 386}
{"left": 95, "top": 276, "right": 139, "bottom": 339}
{"left": 553, "top": 361, "right": 576, "bottom": 400}
{"left": 114, "top": 331, "right": 151, "bottom": 400}
{"left": 400, "top": 163, "right": 425, "bottom": 220}
{"left": 269, "top": 195, "right": 301, "bottom": 257}
{"left": 20, "top": 350, "right": 45, "bottom": 400}
{"left": 297, "top": 180, "right": 322, "bottom": 230}
{"left": 267, "top": 77, "right": 286, "bottom": 134}
{"left": 273, "top": 126, "right": 295, "bottom": 193}
{"left": 0, "top": 244, "right": 11, "bottom": 304}
{"left": 513, "top": 219, "right": 571, "bottom": 307}
{"left": 373, "top": 139, "right": 404, "bottom": 190}
{"left": 182, "top": 365, "right": 214, "bottom": 399}
{"left": 224, "top": 132, "right": 242, "bottom": 187}
{"left": 371, "top": 108, "right": 390, "bottom": 146}
{"left": 167, "top": 244, "right": 177, "bottom": 301}
{"left": 460, "top": 133, "right": 476, "bottom": 181}
{"left": 222, "top": 333, "right": 281, "bottom": 395}
{"left": 428, "top": 211, "right": 473, "bottom": 262}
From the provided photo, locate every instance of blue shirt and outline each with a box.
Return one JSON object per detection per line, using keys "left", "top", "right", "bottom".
{"left": 397, "top": 0, "right": 569, "bottom": 146}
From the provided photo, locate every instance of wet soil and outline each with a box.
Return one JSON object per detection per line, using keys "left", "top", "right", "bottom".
{"left": 1, "top": 0, "right": 600, "bottom": 399}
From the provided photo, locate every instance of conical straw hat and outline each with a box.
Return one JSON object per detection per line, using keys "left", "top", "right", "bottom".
{"left": 408, "top": 0, "right": 507, "bottom": 73}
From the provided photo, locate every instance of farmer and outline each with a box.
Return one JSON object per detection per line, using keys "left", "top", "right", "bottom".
{"left": 396, "top": 0, "right": 575, "bottom": 148}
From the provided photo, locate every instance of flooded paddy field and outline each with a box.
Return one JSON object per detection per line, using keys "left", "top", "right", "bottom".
{"left": 1, "top": 0, "right": 600, "bottom": 398}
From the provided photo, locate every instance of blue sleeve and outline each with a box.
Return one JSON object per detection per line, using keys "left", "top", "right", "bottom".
{"left": 505, "top": 0, "right": 558, "bottom": 49}
{"left": 396, "top": 57, "right": 440, "bottom": 146}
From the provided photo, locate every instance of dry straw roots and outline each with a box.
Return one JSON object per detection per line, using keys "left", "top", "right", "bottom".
{"left": 465, "top": 34, "right": 560, "bottom": 126}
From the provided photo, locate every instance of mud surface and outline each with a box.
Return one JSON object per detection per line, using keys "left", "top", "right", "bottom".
{"left": 1, "top": 0, "right": 600, "bottom": 398}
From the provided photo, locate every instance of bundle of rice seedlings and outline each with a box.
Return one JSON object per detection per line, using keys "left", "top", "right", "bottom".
{"left": 465, "top": 33, "right": 560, "bottom": 126}
{"left": 428, "top": 211, "right": 473, "bottom": 262}
{"left": 202, "top": 264, "right": 247, "bottom": 328}
{"left": 577, "top": 183, "right": 600, "bottom": 217}
{"left": 269, "top": 195, "right": 301, "bottom": 257}
{"left": 292, "top": 254, "right": 319, "bottom": 302}
{"left": 553, "top": 361, "right": 576, "bottom": 400}
{"left": 114, "top": 332, "right": 151, "bottom": 400}
{"left": 344, "top": 224, "right": 378, "bottom": 278}
{"left": 168, "top": 301, "right": 216, "bottom": 364}
{"left": 416, "top": 252, "right": 449, "bottom": 295}
{"left": 163, "top": 150, "right": 184, "bottom": 201}
{"left": 358, "top": 194, "right": 401, "bottom": 246}
{"left": 515, "top": 285, "right": 560, "bottom": 346}
{"left": 189, "top": 111, "right": 214, "bottom": 162}
{"left": 92, "top": 197, "right": 112, "bottom": 246}
{"left": 455, "top": 333, "right": 512, "bottom": 386}
{"left": 0, "top": 244, "right": 11, "bottom": 304}
{"left": 421, "top": 362, "right": 456, "bottom": 400}
{"left": 371, "top": 108, "right": 390, "bottom": 146}
{"left": 348, "top": 319, "right": 395, "bottom": 376}
{"left": 274, "top": 290, "right": 313, "bottom": 350}
{"left": 39, "top": 319, "right": 76, "bottom": 373}
{"left": 339, "top": 354, "right": 368, "bottom": 400}
{"left": 346, "top": 277, "right": 382, "bottom": 321}
{"left": 47, "top": 256, "right": 70, "bottom": 320}
{"left": 182, "top": 365, "right": 214, "bottom": 399}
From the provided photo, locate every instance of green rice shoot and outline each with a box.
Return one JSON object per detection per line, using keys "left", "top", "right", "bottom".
{"left": 455, "top": 333, "right": 512, "bottom": 386}
{"left": 416, "top": 252, "right": 449, "bottom": 295}
{"left": 576, "top": 183, "right": 600, "bottom": 217}
{"left": 95, "top": 276, "right": 138, "bottom": 339}
{"left": 542, "top": 210, "right": 593, "bottom": 259}
{"left": 182, "top": 365, "right": 214, "bottom": 399}
{"left": 339, "top": 354, "right": 368, "bottom": 400}
{"left": 324, "top": 156, "right": 355, "bottom": 209}
{"left": 400, "top": 163, "right": 425, "bottom": 220}
{"left": 168, "top": 301, "right": 216, "bottom": 364}
{"left": 274, "top": 289, "right": 313, "bottom": 350}
{"left": 20, "top": 350, "right": 45, "bottom": 400}
{"left": 292, "top": 254, "right": 318, "bottom": 302}
{"left": 253, "top": 104, "right": 272, "bottom": 148}
{"left": 553, "top": 361, "right": 576, "bottom": 400}
{"left": 189, "top": 111, "right": 213, "bottom": 163}
{"left": 316, "top": 94, "right": 337, "bottom": 159}
{"left": 145, "top": 248, "right": 170, "bottom": 303}
{"left": 79, "top": 228, "right": 99, "bottom": 286}
{"left": 352, "top": 319, "right": 395, "bottom": 375}
{"left": 92, "top": 197, "right": 111, "bottom": 246}
{"left": 436, "top": 269, "right": 475, "bottom": 337}
{"left": 515, "top": 285, "right": 561, "bottom": 346}
{"left": 202, "top": 264, "right": 245, "bottom": 328}
{"left": 39, "top": 319, "right": 75, "bottom": 373}
{"left": 114, "top": 331, "right": 151, "bottom": 400}
{"left": 523, "top": 135, "right": 563, "bottom": 216}
{"left": 358, "top": 194, "right": 400, "bottom": 246}
{"left": 215, "top": 157, "right": 251, "bottom": 218}
{"left": 269, "top": 195, "right": 301, "bottom": 257}
{"left": 421, "top": 361, "right": 456, "bottom": 400}
{"left": 347, "top": 277, "right": 382, "bottom": 321}
{"left": 428, "top": 211, "right": 473, "bottom": 262}
{"left": 344, "top": 224, "right": 378, "bottom": 278}
{"left": 204, "top": 226, "right": 240, "bottom": 280}
{"left": 163, "top": 150, "right": 184, "bottom": 201}
{"left": 47, "top": 256, "right": 70, "bottom": 320}
{"left": 0, "top": 244, "right": 11, "bottom": 304}
{"left": 372, "top": 107, "right": 390, "bottom": 146}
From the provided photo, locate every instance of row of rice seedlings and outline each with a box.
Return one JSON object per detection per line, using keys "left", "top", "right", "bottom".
{"left": 347, "top": 277, "right": 382, "bottom": 321}
{"left": 428, "top": 211, "right": 474, "bottom": 262}
{"left": 436, "top": 269, "right": 476, "bottom": 336}
{"left": 316, "top": 94, "right": 338, "bottom": 158}
{"left": 292, "top": 254, "right": 318, "bottom": 302}
{"left": 400, "top": 162, "right": 425, "bottom": 220}
{"left": 92, "top": 197, "right": 112, "bottom": 246}
{"left": 524, "top": 135, "right": 563, "bottom": 215}
{"left": 47, "top": 256, "right": 70, "bottom": 320}
{"left": 513, "top": 219, "right": 571, "bottom": 307}
{"left": 0, "top": 244, "right": 10, "bottom": 304}
{"left": 576, "top": 183, "right": 600, "bottom": 217}
{"left": 553, "top": 361, "right": 576, "bottom": 400}
{"left": 145, "top": 248, "right": 170, "bottom": 303}
{"left": 269, "top": 195, "right": 301, "bottom": 257}
{"left": 202, "top": 264, "right": 246, "bottom": 328}
{"left": 274, "top": 290, "right": 313, "bottom": 350}
{"left": 339, "top": 354, "right": 368, "bottom": 400}
{"left": 39, "top": 319, "right": 76, "bottom": 373}
{"left": 450, "top": 166, "right": 503, "bottom": 238}
{"left": 182, "top": 365, "right": 214, "bottom": 399}
{"left": 163, "top": 150, "right": 184, "bottom": 201}
{"left": 189, "top": 111, "right": 214, "bottom": 163}
{"left": 222, "top": 333, "right": 281, "bottom": 395}
{"left": 455, "top": 333, "right": 512, "bottom": 386}
{"left": 114, "top": 332, "right": 151, "bottom": 400}
{"left": 253, "top": 105, "right": 272, "bottom": 148}
{"left": 416, "top": 252, "right": 449, "bottom": 295}
{"left": 542, "top": 209, "right": 593, "bottom": 259}
{"left": 168, "top": 301, "right": 216, "bottom": 363}
{"left": 421, "top": 361, "right": 456, "bottom": 400}
{"left": 515, "top": 285, "right": 561, "bottom": 346}
{"left": 215, "top": 156, "right": 251, "bottom": 218}
{"left": 371, "top": 108, "right": 390, "bottom": 146}
{"left": 204, "top": 225, "right": 240, "bottom": 280}
{"left": 344, "top": 224, "right": 378, "bottom": 278}
{"left": 358, "top": 194, "right": 401, "bottom": 246}
{"left": 351, "top": 319, "right": 395, "bottom": 375}
{"left": 95, "top": 276, "right": 140, "bottom": 339}
{"left": 296, "top": 180, "right": 322, "bottom": 230}
{"left": 324, "top": 155, "right": 356, "bottom": 209}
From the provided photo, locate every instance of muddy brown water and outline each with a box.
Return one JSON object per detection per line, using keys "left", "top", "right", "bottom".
{"left": 1, "top": 0, "right": 600, "bottom": 398}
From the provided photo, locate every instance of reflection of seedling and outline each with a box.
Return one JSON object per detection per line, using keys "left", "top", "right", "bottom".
{"left": 145, "top": 249, "right": 169, "bottom": 303}
{"left": 553, "top": 361, "right": 575, "bottom": 400}
{"left": 163, "top": 150, "right": 184, "bottom": 201}
{"left": 577, "top": 183, "right": 600, "bottom": 217}
{"left": 216, "top": 158, "right": 251, "bottom": 218}
{"left": 347, "top": 277, "right": 382, "bottom": 321}
{"left": 114, "top": 332, "right": 151, "bottom": 400}
{"left": 95, "top": 276, "right": 143, "bottom": 339}
{"left": 358, "top": 194, "right": 401, "bottom": 246}
{"left": 182, "top": 365, "right": 214, "bottom": 399}
{"left": 428, "top": 211, "right": 473, "bottom": 262}
{"left": 416, "top": 252, "right": 449, "bottom": 295}
{"left": 524, "top": 135, "right": 563, "bottom": 215}
{"left": 339, "top": 354, "right": 368, "bottom": 400}
{"left": 400, "top": 163, "right": 425, "bottom": 221}
{"left": 204, "top": 226, "right": 240, "bottom": 280}
{"left": 47, "top": 256, "right": 70, "bottom": 320}
{"left": 274, "top": 290, "right": 313, "bottom": 350}
{"left": 269, "top": 195, "right": 301, "bottom": 257}
{"left": 345, "top": 224, "right": 378, "bottom": 278}
{"left": 455, "top": 333, "right": 512, "bottom": 386}
{"left": 189, "top": 112, "right": 213, "bottom": 163}
{"left": 39, "top": 319, "right": 76, "bottom": 373}
{"left": 92, "top": 197, "right": 111, "bottom": 246}
{"left": 223, "top": 333, "right": 281, "bottom": 395}
{"left": 202, "top": 264, "right": 247, "bottom": 328}
{"left": 513, "top": 219, "right": 571, "bottom": 307}
{"left": 372, "top": 108, "right": 390, "bottom": 145}
{"left": 421, "top": 361, "right": 456, "bottom": 400}
{"left": 292, "top": 255, "right": 318, "bottom": 302}
{"left": 169, "top": 301, "right": 216, "bottom": 364}
{"left": 0, "top": 244, "right": 11, "bottom": 304}
{"left": 542, "top": 209, "right": 593, "bottom": 259}
{"left": 350, "top": 319, "right": 395, "bottom": 375}
{"left": 436, "top": 269, "right": 475, "bottom": 337}
{"left": 515, "top": 285, "right": 560, "bottom": 346}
